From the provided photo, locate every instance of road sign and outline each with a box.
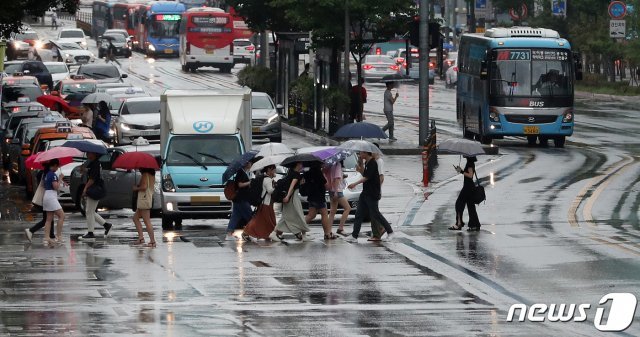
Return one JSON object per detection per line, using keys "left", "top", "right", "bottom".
{"left": 608, "top": 1, "right": 627, "bottom": 19}
{"left": 610, "top": 19, "right": 626, "bottom": 38}
{"left": 552, "top": 0, "right": 567, "bottom": 17}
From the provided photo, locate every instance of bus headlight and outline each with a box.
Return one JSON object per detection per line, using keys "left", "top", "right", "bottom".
{"left": 562, "top": 109, "right": 573, "bottom": 123}
{"left": 163, "top": 174, "right": 175, "bottom": 192}
{"left": 488, "top": 107, "right": 500, "bottom": 122}
{"left": 148, "top": 44, "right": 156, "bottom": 52}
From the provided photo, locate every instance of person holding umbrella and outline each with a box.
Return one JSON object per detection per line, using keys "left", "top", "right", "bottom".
{"left": 94, "top": 101, "right": 111, "bottom": 143}
{"left": 132, "top": 168, "right": 157, "bottom": 247}
{"left": 242, "top": 164, "right": 277, "bottom": 242}
{"left": 25, "top": 161, "right": 56, "bottom": 242}
{"left": 303, "top": 164, "right": 337, "bottom": 240}
{"left": 275, "top": 161, "right": 309, "bottom": 241}
{"left": 226, "top": 160, "right": 253, "bottom": 241}
{"left": 382, "top": 81, "right": 399, "bottom": 141}
{"left": 449, "top": 156, "right": 481, "bottom": 231}
{"left": 79, "top": 151, "right": 113, "bottom": 241}
{"left": 42, "top": 159, "right": 65, "bottom": 245}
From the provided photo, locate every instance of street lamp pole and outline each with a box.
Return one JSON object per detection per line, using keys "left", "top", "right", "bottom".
{"left": 344, "top": 0, "right": 350, "bottom": 89}
{"left": 418, "top": 0, "right": 430, "bottom": 145}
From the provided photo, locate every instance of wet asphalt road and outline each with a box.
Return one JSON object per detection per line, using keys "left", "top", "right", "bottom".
{"left": 1, "top": 22, "right": 640, "bottom": 336}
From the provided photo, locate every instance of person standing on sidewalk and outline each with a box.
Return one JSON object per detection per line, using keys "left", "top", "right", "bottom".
{"left": 132, "top": 168, "right": 156, "bottom": 247}
{"left": 382, "top": 82, "right": 399, "bottom": 141}
{"left": 346, "top": 152, "right": 394, "bottom": 243}
{"left": 51, "top": 12, "right": 58, "bottom": 30}
{"left": 226, "top": 161, "right": 253, "bottom": 241}
{"left": 78, "top": 152, "right": 113, "bottom": 241}
{"left": 42, "top": 159, "right": 64, "bottom": 245}
{"left": 25, "top": 162, "right": 55, "bottom": 242}
{"left": 350, "top": 78, "right": 367, "bottom": 122}
{"left": 449, "top": 156, "right": 481, "bottom": 231}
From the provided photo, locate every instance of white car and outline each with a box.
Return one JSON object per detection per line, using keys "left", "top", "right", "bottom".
{"left": 43, "top": 62, "right": 70, "bottom": 85}
{"left": 233, "top": 39, "right": 255, "bottom": 65}
{"left": 114, "top": 97, "right": 161, "bottom": 145}
{"left": 445, "top": 59, "right": 458, "bottom": 88}
{"left": 35, "top": 41, "right": 95, "bottom": 65}
{"left": 57, "top": 29, "right": 88, "bottom": 49}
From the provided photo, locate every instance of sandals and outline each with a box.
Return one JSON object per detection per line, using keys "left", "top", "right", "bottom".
{"left": 367, "top": 237, "right": 382, "bottom": 242}
{"left": 146, "top": 241, "right": 156, "bottom": 248}
{"left": 448, "top": 224, "right": 464, "bottom": 230}
{"left": 336, "top": 229, "right": 349, "bottom": 237}
{"left": 467, "top": 227, "right": 481, "bottom": 232}
{"left": 295, "top": 233, "right": 304, "bottom": 241}
{"left": 324, "top": 233, "right": 338, "bottom": 240}
{"left": 134, "top": 238, "right": 145, "bottom": 245}
{"left": 276, "top": 231, "right": 285, "bottom": 241}
{"left": 241, "top": 233, "right": 252, "bottom": 242}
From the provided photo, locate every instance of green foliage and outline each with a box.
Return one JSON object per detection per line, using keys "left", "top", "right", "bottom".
{"left": 224, "top": 0, "right": 296, "bottom": 33}
{"left": 237, "top": 66, "right": 276, "bottom": 97}
{"left": 289, "top": 76, "right": 314, "bottom": 104}
{"left": 322, "top": 86, "right": 350, "bottom": 115}
{"left": 0, "top": 0, "right": 79, "bottom": 38}
{"left": 576, "top": 73, "right": 640, "bottom": 95}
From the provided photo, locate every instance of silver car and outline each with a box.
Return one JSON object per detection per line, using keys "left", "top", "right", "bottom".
{"left": 251, "top": 92, "right": 282, "bottom": 143}
{"left": 362, "top": 55, "right": 400, "bottom": 82}
{"left": 114, "top": 97, "right": 160, "bottom": 145}
{"left": 69, "top": 142, "right": 162, "bottom": 214}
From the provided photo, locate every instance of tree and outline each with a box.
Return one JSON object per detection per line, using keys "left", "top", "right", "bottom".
{"left": 0, "top": 0, "right": 79, "bottom": 38}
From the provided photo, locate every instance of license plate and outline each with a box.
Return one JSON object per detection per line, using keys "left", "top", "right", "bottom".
{"left": 140, "top": 130, "right": 157, "bottom": 136}
{"left": 164, "top": 49, "right": 173, "bottom": 54}
{"left": 523, "top": 126, "right": 540, "bottom": 135}
{"left": 191, "top": 196, "right": 220, "bottom": 205}
{"left": 252, "top": 127, "right": 261, "bottom": 132}
{"left": 206, "top": 50, "right": 214, "bottom": 54}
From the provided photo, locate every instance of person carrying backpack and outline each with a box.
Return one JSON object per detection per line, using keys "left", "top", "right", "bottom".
{"left": 304, "top": 164, "right": 337, "bottom": 240}
{"left": 226, "top": 161, "right": 253, "bottom": 241}
{"left": 242, "top": 165, "right": 277, "bottom": 241}
{"left": 274, "top": 162, "right": 309, "bottom": 241}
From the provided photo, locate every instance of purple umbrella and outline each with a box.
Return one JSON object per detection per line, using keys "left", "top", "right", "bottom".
{"left": 312, "top": 147, "right": 350, "bottom": 164}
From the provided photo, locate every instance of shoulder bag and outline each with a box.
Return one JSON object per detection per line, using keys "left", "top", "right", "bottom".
{"left": 473, "top": 171, "right": 486, "bottom": 205}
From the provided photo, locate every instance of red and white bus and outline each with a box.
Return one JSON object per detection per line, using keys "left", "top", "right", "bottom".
{"left": 112, "top": 3, "right": 141, "bottom": 44}
{"left": 179, "top": 7, "right": 235, "bottom": 73}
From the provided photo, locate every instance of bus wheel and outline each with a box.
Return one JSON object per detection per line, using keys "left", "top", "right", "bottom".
{"left": 554, "top": 136, "right": 566, "bottom": 148}
{"left": 527, "top": 136, "right": 537, "bottom": 146}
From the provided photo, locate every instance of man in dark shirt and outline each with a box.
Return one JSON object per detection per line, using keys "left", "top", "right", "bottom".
{"left": 346, "top": 151, "right": 394, "bottom": 242}
{"left": 226, "top": 161, "right": 252, "bottom": 241}
{"left": 78, "top": 152, "right": 113, "bottom": 241}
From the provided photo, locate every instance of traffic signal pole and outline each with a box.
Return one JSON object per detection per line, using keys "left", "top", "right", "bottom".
{"left": 418, "top": 0, "right": 430, "bottom": 146}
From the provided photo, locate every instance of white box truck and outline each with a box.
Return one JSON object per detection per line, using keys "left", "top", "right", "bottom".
{"left": 159, "top": 89, "right": 252, "bottom": 229}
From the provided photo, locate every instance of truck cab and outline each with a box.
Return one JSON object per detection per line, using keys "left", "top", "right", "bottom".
{"left": 160, "top": 89, "right": 252, "bottom": 229}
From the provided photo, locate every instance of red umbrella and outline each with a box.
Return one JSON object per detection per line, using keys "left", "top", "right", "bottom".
{"left": 25, "top": 154, "right": 74, "bottom": 170}
{"left": 112, "top": 152, "right": 159, "bottom": 170}
{"left": 37, "top": 95, "right": 71, "bottom": 113}
{"left": 35, "top": 147, "right": 83, "bottom": 163}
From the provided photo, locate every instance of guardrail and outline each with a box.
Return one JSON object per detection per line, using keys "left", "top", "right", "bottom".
{"left": 75, "top": 11, "right": 92, "bottom": 36}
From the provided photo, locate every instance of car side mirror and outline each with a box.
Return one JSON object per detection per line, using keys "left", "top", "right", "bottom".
{"left": 480, "top": 60, "right": 488, "bottom": 80}
{"left": 276, "top": 104, "right": 284, "bottom": 110}
{"left": 121, "top": 74, "right": 128, "bottom": 79}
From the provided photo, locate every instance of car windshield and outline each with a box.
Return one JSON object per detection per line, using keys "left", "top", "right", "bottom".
{"left": 104, "top": 34, "right": 126, "bottom": 43}
{"left": 1, "top": 86, "right": 43, "bottom": 103}
{"left": 166, "top": 135, "right": 241, "bottom": 167}
{"left": 120, "top": 100, "right": 160, "bottom": 115}
{"left": 3, "top": 63, "right": 23, "bottom": 75}
{"left": 58, "top": 43, "right": 83, "bottom": 50}
{"left": 45, "top": 64, "right": 69, "bottom": 74}
{"left": 251, "top": 95, "right": 274, "bottom": 109}
{"left": 60, "top": 30, "right": 84, "bottom": 38}
{"left": 79, "top": 66, "right": 119, "bottom": 79}
{"left": 61, "top": 82, "right": 96, "bottom": 95}
{"left": 365, "top": 55, "right": 394, "bottom": 64}
{"left": 16, "top": 32, "right": 38, "bottom": 40}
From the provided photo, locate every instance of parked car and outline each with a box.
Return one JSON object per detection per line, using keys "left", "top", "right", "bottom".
{"left": 2, "top": 60, "right": 53, "bottom": 90}
{"left": 113, "top": 97, "right": 161, "bottom": 145}
{"left": 233, "top": 39, "right": 255, "bottom": 66}
{"left": 1, "top": 111, "right": 60, "bottom": 170}
{"left": 44, "top": 62, "right": 70, "bottom": 85}
{"left": 295, "top": 146, "right": 361, "bottom": 212}
{"left": 251, "top": 92, "right": 281, "bottom": 143}
{"left": 57, "top": 28, "right": 88, "bottom": 49}
{"left": 69, "top": 140, "right": 162, "bottom": 215}
{"left": 97, "top": 34, "right": 132, "bottom": 58}
{"left": 7, "top": 30, "right": 40, "bottom": 60}
{"left": 76, "top": 64, "right": 128, "bottom": 83}
{"left": 445, "top": 59, "right": 458, "bottom": 88}
{"left": 362, "top": 55, "right": 400, "bottom": 82}
{"left": 35, "top": 40, "right": 96, "bottom": 65}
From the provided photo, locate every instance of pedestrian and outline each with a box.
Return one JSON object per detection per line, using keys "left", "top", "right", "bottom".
{"left": 350, "top": 77, "right": 367, "bottom": 122}
{"left": 275, "top": 162, "right": 310, "bottom": 241}
{"left": 81, "top": 103, "right": 96, "bottom": 127}
{"left": 345, "top": 151, "right": 394, "bottom": 243}
{"left": 449, "top": 156, "right": 481, "bottom": 231}
{"left": 304, "top": 164, "right": 337, "bottom": 240}
{"left": 242, "top": 165, "right": 277, "bottom": 241}
{"left": 226, "top": 161, "right": 253, "bottom": 241}
{"left": 42, "top": 159, "right": 64, "bottom": 245}
{"left": 369, "top": 150, "right": 387, "bottom": 241}
{"left": 25, "top": 162, "right": 56, "bottom": 242}
{"left": 51, "top": 12, "right": 58, "bottom": 30}
{"left": 132, "top": 168, "right": 156, "bottom": 247}
{"left": 78, "top": 152, "right": 113, "bottom": 241}
{"left": 382, "top": 81, "right": 399, "bottom": 141}
{"left": 299, "top": 63, "right": 310, "bottom": 78}
{"left": 94, "top": 101, "right": 111, "bottom": 143}
{"left": 324, "top": 160, "right": 351, "bottom": 236}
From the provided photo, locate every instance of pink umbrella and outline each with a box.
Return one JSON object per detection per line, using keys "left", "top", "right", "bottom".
{"left": 25, "top": 154, "right": 74, "bottom": 170}
{"left": 34, "top": 147, "right": 83, "bottom": 164}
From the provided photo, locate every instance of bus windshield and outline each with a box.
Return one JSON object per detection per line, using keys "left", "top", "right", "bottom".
{"left": 166, "top": 135, "right": 241, "bottom": 167}
{"left": 150, "top": 15, "right": 181, "bottom": 38}
{"left": 490, "top": 49, "right": 572, "bottom": 97}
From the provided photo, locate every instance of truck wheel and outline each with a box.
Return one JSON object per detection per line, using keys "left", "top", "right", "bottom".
{"left": 220, "top": 66, "right": 232, "bottom": 73}
{"left": 190, "top": 65, "right": 197, "bottom": 73}
{"left": 554, "top": 136, "right": 566, "bottom": 148}
{"left": 161, "top": 215, "right": 174, "bottom": 230}
{"left": 527, "top": 136, "right": 537, "bottom": 146}
{"left": 174, "top": 218, "right": 183, "bottom": 230}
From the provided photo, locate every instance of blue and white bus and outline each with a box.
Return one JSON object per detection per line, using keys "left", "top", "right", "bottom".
{"left": 179, "top": 0, "right": 206, "bottom": 10}
{"left": 133, "top": 1, "right": 186, "bottom": 57}
{"left": 456, "top": 27, "right": 582, "bottom": 147}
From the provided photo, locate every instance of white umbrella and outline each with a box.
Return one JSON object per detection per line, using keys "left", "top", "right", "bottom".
{"left": 81, "top": 92, "right": 113, "bottom": 104}
{"left": 257, "top": 142, "right": 294, "bottom": 157}
{"left": 438, "top": 138, "right": 485, "bottom": 157}
{"left": 338, "top": 139, "right": 382, "bottom": 155}
{"left": 251, "top": 155, "right": 288, "bottom": 172}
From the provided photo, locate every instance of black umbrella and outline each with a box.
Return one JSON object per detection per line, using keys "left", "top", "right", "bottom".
{"left": 280, "top": 153, "right": 321, "bottom": 167}
{"left": 334, "top": 121, "right": 387, "bottom": 139}
{"left": 222, "top": 150, "right": 260, "bottom": 182}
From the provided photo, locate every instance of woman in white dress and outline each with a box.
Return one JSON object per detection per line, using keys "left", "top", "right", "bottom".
{"left": 42, "top": 159, "right": 65, "bottom": 245}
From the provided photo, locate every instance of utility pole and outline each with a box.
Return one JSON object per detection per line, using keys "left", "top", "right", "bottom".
{"left": 419, "top": 0, "right": 429, "bottom": 146}
{"left": 344, "top": 0, "right": 350, "bottom": 89}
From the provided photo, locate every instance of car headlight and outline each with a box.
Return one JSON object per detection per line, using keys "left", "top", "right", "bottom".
{"left": 65, "top": 53, "right": 71, "bottom": 58}
{"left": 562, "top": 109, "right": 574, "bottom": 123}
{"left": 34, "top": 40, "right": 42, "bottom": 49}
{"left": 120, "top": 123, "right": 131, "bottom": 131}
{"left": 266, "top": 114, "right": 280, "bottom": 124}
{"left": 148, "top": 44, "right": 156, "bottom": 52}
{"left": 488, "top": 107, "right": 500, "bottom": 122}
{"left": 81, "top": 41, "right": 87, "bottom": 46}
{"left": 162, "top": 174, "right": 175, "bottom": 192}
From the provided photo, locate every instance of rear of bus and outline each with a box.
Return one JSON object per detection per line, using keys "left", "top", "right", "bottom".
{"left": 179, "top": 7, "right": 234, "bottom": 73}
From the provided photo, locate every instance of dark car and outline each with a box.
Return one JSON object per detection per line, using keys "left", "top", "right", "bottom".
{"left": 4, "top": 61, "right": 54, "bottom": 90}
{"left": 7, "top": 31, "right": 40, "bottom": 61}
{"left": 76, "top": 64, "right": 128, "bottom": 83}
{"left": 97, "top": 34, "right": 132, "bottom": 58}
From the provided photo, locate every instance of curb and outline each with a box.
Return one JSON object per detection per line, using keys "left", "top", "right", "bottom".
{"left": 281, "top": 123, "right": 339, "bottom": 146}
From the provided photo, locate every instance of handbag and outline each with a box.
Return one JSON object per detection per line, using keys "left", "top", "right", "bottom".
{"left": 32, "top": 179, "right": 45, "bottom": 206}
{"left": 224, "top": 181, "right": 238, "bottom": 201}
{"left": 86, "top": 179, "right": 106, "bottom": 200}
{"left": 136, "top": 175, "right": 153, "bottom": 210}
{"left": 473, "top": 171, "right": 486, "bottom": 205}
